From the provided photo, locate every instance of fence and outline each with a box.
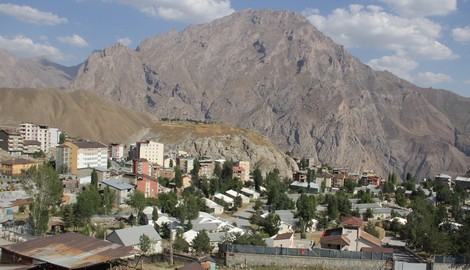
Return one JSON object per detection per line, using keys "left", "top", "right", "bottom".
{"left": 434, "top": 255, "right": 468, "bottom": 264}
{"left": 219, "top": 243, "right": 393, "bottom": 261}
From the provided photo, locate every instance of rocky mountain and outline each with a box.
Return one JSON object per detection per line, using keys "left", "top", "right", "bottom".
{"left": 69, "top": 9, "right": 470, "bottom": 180}
{"left": 0, "top": 88, "right": 296, "bottom": 177}
{"left": 0, "top": 49, "right": 79, "bottom": 89}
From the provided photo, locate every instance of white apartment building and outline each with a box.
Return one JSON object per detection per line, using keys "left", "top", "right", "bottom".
{"left": 19, "top": 122, "right": 61, "bottom": 153}
{"left": 137, "top": 140, "right": 164, "bottom": 166}
{"left": 109, "top": 143, "right": 125, "bottom": 160}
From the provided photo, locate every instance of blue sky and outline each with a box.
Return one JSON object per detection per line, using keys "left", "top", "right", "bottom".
{"left": 0, "top": 0, "right": 469, "bottom": 97}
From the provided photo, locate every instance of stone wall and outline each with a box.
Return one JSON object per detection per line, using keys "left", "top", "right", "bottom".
{"left": 226, "top": 252, "right": 391, "bottom": 270}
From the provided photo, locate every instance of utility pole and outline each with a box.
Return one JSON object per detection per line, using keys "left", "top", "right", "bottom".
{"left": 169, "top": 224, "right": 174, "bottom": 265}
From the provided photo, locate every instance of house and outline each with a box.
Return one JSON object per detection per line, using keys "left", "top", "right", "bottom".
{"left": 225, "top": 190, "right": 250, "bottom": 204}
{"left": 101, "top": 179, "right": 134, "bottom": 205}
{"left": 1, "top": 232, "right": 139, "bottom": 269}
{"left": 320, "top": 216, "right": 382, "bottom": 252}
{"left": 0, "top": 158, "right": 39, "bottom": 176}
{"left": 434, "top": 173, "right": 452, "bottom": 186}
{"left": 289, "top": 181, "right": 320, "bottom": 194}
{"left": 205, "top": 198, "right": 224, "bottom": 215}
{"left": 240, "top": 187, "right": 260, "bottom": 200}
{"left": 455, "top": 175, "right": 470, "bottom": 189}
{"left": 135, "top": 174, "right": 159, "bottom": 198}
{"left": 213, "top": 193, "right": 234, "bottom": 209}
{"left": 265, "top": 232, "right": 294, "bottom": 248}
{"left": 106, "top": 225, "right": 163, "bottom": 254}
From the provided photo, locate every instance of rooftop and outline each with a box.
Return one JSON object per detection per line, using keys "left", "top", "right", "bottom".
{"left": 1, "top": 232, "right": 139, "bottom": 269}
{"left": 102, "top": 179, "right": 134, "bottom": 190}
{"left": 73, "top": 140, "right": 107, "bottom": 149}
{"left": 1, "top": 158, "right": 38, "bottom": 166}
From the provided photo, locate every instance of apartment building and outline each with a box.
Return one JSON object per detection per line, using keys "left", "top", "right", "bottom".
{"left": 109, "top": 143, "right": 125, "bottom": 160}
{"left": 137, "top": 140, "right": 164, "bottom": 166}
{"left": 0, "top": 129, "right": 23, "bottom": 156}
{"left": 56, "top": 140, "right": 108, "bottom": 174}
{"left": 19, "top": 123, "right": 61, "bottom": 153}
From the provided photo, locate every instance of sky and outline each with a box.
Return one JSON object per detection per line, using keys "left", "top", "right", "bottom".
{"left": 0, "top": 0, "right": 469, "bottom": 97}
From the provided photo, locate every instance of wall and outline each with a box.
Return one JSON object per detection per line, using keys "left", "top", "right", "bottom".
{"left": 226, "top": 252, "right": 390, "bottom": 270}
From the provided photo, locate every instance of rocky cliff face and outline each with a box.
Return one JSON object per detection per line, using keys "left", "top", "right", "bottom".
{"left": 0, "top": 49, "right": 78, "bottom": 89}
{"left": 66, "top": 9, "right": 469, "bottom": 179}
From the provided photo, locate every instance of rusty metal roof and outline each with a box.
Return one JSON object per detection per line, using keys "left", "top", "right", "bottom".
{"left": 1, "top": 232, "right": 140, "bottom": 269}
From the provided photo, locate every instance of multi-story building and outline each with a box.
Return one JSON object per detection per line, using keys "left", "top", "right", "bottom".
{"left": 0, "top": 158, "right": 39, "bottom": 176}
{"left": 137, "top": 140, "right": 164, "bottom": 166}
{"left": 0, "top": 129, "right": 23, "bottom": 156}
{"left": 234, "top": 161, "right": 250, "bottom": 182}
{"left": 19, "top": 123, "right": 61, "bottom": 153}
{"left": 56, "top": 140, "right": 108, "bottom": 174}
{"left": 22, "top": 140, "right": 41, "bottom": 155}
{"left": 109, "top": 143, "right": 125, "bottom": 160}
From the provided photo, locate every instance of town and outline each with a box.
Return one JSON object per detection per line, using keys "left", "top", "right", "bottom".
{"left": 0, "top": 122, "right": 469, "bottom": 270}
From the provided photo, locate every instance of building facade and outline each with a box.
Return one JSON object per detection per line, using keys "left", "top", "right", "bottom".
{"left": 56, "top": 141, "right": 108, "bottom": 174}
{"left": 137, "top": 140, "right": 164, "bottom": 166}
{"left": 0, "top": 129, "right": 23, "bottom": 155}
{"left": 19, "top": 123, "right": 61, "bottom": 153}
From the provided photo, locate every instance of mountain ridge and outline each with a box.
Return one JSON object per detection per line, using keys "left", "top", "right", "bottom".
{"left": 2, "top": 9, "right": 469, "bottom": 179}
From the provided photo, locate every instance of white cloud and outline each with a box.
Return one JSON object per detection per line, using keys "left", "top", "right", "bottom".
{"left": 116, "top": 0, "right": 234, "bottom": 23}
{"left": 452, "top": 26, "right": 470, "bottom": 42}
{"left": 380, "top": 0, "right": 457, "bottom": 17}
{"left": 367, "top": 55, "right": 417, "bottom": 81}
{"left": 57, "top": 34, "right": 89, "bottom": 47}
{"left": 0, "top": 3, "right": 67, "bottom": 25}
{"left": 0, "top": 35, "right": 63, "bottom": 61}
{"left": 117, "top": 37, "right": 132, "bottom": 46}
{"left": 414, "top": 72, "right": 453, "bottom": 85}
{"left": 302, "top": 5, "right": 457, "bottom": 61}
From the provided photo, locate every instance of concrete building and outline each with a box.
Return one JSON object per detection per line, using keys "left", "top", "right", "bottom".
{"left": 109, "top": 143, "right": 125, "bottom": 160}
{"left": 55, "top": 140, "right": 108, "bottom": 174}
{"left": 137, "top": 140, "right": 164, "bottom": 166}
{"left": 234, "top": 161, "right": 250, "bottom": 182}
{"left": 0, "top": 129, "right": 23, "bottom": 155}
{"left": 102, "top": 179, "right": 134, "bottom": 205}
{"left": 0, "top": 158, "right": 39, "bottom": 176}
{"left": 19, "top": 122, "right": 61, "bottom": 153}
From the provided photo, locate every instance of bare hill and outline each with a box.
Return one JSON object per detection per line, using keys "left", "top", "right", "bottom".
{"left": 0, "top": 88, "right": 296, "bottom": 176}
{"left": 69, "top": 9, "right": 470, "bottom": 179}
{"left": 0, "top": 88, "right": 152, "bottom": 143}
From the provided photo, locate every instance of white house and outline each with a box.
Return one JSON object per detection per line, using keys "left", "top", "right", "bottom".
{"left": 225, "top": 190, "right": 250, "bottom": 204}
{"left": 240, "top": 188, "right": 260, "bottom": 200}
{"left": 106, "top": 225, "right": 163, "bottom": 254}
{"left": 205, "top": 198, "right": 224, "bottom": 215}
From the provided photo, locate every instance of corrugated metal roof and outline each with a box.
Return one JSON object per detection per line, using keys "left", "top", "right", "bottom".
{"left": 106, "top": 225, "right": 162, "bottom": 247}
{"left": 1, "top": 232, "right": 140, "bottom": 269}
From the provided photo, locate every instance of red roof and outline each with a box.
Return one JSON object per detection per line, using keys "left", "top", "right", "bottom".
{"left": 273, "top": 232, "right": 294, "bottom": 240}
{"left": 341, "top": 216, "right": 364, "bottom": 228}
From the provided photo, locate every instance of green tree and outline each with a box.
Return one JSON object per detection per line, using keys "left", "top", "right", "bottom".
{"left": 363, "top": 208, "right": 374, "bottom": 221}
{"left": 344, "top": 178, "right": 356, "bottom": 194}
{"left": 59, "top": 132, "right": 66, "bottom": 144}
{"left": 21, "top": 163, "right": 63, "bottom": 236}
{"left": 158, "top": 192, "right": 177, "bottom": 214}
{"left": 174, "top": 165, "right": 183, "bottom": 188}
{"left": 75, "top": 186, "right": 101, "bottom": 224}
{"left": 253, "top": 168, "right": 263, "bottom": 192}
{"left": 152, "top": 207, "right": 159, "bottom": 222}
{"left": 169, "top": 159, "right": 174, "bottom": 168}
{"left": 360, "top": 189, "right": 373, "bottom": 203}
{"left": 91, "top": 168, "right": 98, "bottom": 187}
{"left": 173, "top": 228, "right": 189, "bottom": 252}
{"left": 61, "top": 204, "right": 74, "bottom": 230}
{"left": 191, "top": 158, "right": 200, "bottom": 179}
{"left": 139, "top": 234, "right": 152, "bottom": 254}
{"left": 102, "top": 186, "right": 116, "bottom": 215}
{"left": 192, "top": 229, "right": 212, "bottom": 255}
{"left": 364, "top": 221, "right": 380, "bottom": 238}
{"left": 128, "top": 190, "right": 147, "bottom": 214}
{"left": 223, "top": 231, "right": 266, "bottom": 246}
{"left": 296, "top": 194, "right": 317, "bottom": 234}
{"left": 395, "top": 187, "right": 407, "bottom": 207}
{"left": 221, "top": 160, "right": 233, "bottom": 180}
{"left": 183, "top": 194, "right": 201, "bottom": 229}
{"left": 213, "top": 162, "right": 222, "bottom": 179}
{"left": 262, "top": 212, "right": 281, "bottom": 236}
